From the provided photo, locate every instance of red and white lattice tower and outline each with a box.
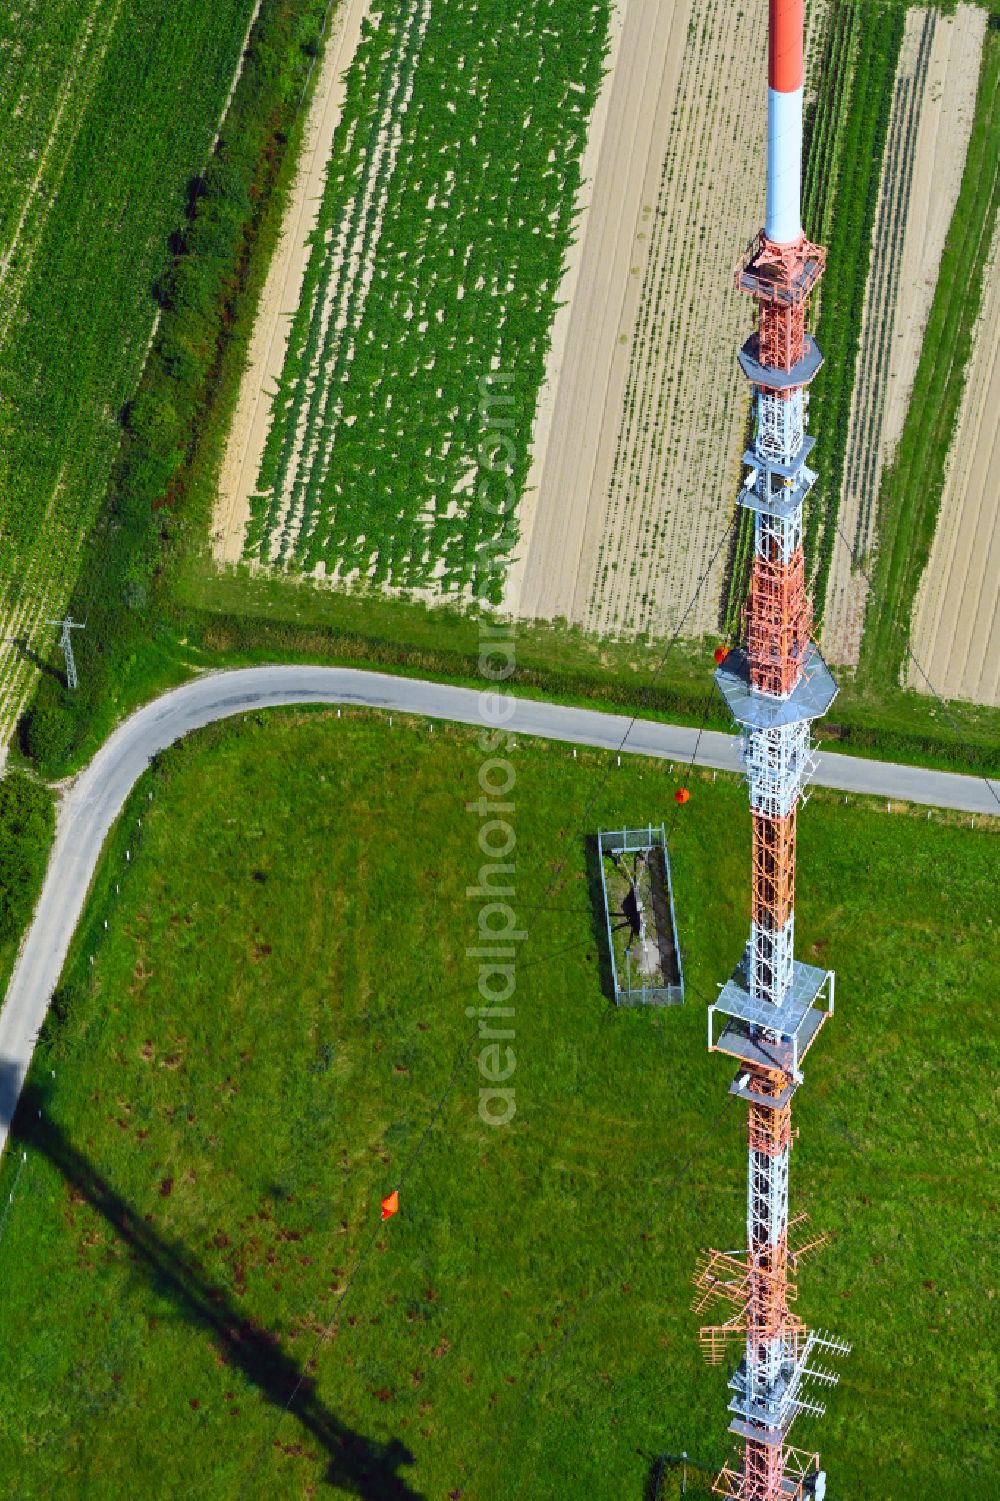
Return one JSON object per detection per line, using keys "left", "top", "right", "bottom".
{"left": 693, "top": 5, "right": 850, "bottom": 1498}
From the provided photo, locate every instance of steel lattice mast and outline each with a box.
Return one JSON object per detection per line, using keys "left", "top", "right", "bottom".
{"left": 694, "top": 5, "right": 849, "bottom": 1498}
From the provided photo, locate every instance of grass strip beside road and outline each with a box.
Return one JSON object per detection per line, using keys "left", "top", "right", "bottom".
{"left": 181, "top": 575, "right": 1000, "bottom": 779}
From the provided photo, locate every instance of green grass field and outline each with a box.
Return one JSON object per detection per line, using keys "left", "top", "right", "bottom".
{"left": 0, "top": 711, "right": 994, "bottom": 1498}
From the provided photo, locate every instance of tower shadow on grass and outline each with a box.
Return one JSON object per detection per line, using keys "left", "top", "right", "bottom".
{"left": 10, "top": 1079, "right": 423, "bottom": 1499}
{"left": 644, "top": 1452, "right": 666, "bottom": 1501}
{"left": 644, "top": 1451, "right": 715, "bottom": 1500}
{"left": 9, "top": 636, "right": 63, "bottom": 685}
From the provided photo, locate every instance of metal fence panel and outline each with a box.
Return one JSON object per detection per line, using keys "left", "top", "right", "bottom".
{"left": 597, "top": 824, "right": 684, "bottom": 1006}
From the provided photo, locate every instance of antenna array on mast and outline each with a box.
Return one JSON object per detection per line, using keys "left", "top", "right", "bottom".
{"left": 693, "top": 4, "right": 848, "bottom": 1497}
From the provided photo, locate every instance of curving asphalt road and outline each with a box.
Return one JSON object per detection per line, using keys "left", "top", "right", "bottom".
{"left": 1, "top": 664, "right": 996, "bottom": 1156}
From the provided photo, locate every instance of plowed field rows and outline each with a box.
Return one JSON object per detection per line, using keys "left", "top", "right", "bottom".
{"left": 823, "top": 4, "right": 986, "bottom": 666}
{"left": 576, "top": 0, "right": 826, "bottom": 641}
{"left": 508, "top": 0, "right": 691, "bottom": 622}
{"left": 215, "top": 0, "right": 375, "bottom": 567}
{"left": 582, "top": 0, "right": 767, "bottom": 638}
{"left": 908, "top": 218, "right": 1000, "bottom": 706}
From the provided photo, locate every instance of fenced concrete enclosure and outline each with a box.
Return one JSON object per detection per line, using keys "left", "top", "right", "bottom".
{"left": 597, "top": 824, "right": 683, "bottom": 1007}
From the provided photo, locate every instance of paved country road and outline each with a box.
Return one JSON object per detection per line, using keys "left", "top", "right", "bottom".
{"left": 1, "top": 665, "right": 996, "bottom": 1157}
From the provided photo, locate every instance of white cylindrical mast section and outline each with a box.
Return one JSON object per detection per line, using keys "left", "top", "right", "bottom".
{"left": 766, "top": 0, "right": 804, "bottom": 244}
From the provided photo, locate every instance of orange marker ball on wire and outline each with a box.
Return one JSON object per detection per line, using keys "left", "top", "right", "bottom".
{"left": 380, "top": 1190, "right": 399, "bottom": 1221}
{"left": 675, "top": 788, "right": 690, "bottom": 806}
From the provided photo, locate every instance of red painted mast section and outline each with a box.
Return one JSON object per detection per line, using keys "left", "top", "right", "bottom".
{"left": 693, "top": 3, "right": 849, "bottom": 1498}
{"left": 769, "top": 0, "right": 804, "bottom": 93}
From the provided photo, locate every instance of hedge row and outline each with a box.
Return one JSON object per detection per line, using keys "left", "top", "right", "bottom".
{"left": 0, "top": 775, "right": 55, "bottom": 954}
{"left": 21, "top": 0, "right": 329, "bottom": 773}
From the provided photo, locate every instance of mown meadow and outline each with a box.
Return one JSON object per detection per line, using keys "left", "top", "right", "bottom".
{"left": 0, "top": 710, "right": 993, "bottom": 1499}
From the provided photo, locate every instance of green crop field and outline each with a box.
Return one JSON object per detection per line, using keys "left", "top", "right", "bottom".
{"left": 0, "top": 0, "right": 258, "bottom": 739}
{"left": 860, "top": 18, "right": 1000, "bottom": 689}
{"left": 1, "top": 711, "right": 993, "bottom": 1498}
{"left": 243, "top": 0, "right": 610, "bottom": 599}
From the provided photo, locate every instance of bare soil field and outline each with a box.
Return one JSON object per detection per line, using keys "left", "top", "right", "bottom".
{"left": 518, "top": 0, "right": 827, "bottom": 640}
{"left": 907, "top": 219, "right": 1000, "bottom": 707}
{"left": 213, "top": 0, "right": 375, "bottom": 565}
{"left": 518, "top": 0, "right": 760, "bottom": 635}
{"left": 507, "top": 0, "right": 691, "bottom": 619}
{"left": 822, "top": 4, "right": 986, "bottom": 667}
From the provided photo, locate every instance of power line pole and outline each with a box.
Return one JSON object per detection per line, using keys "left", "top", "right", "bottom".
{"left": 47, "top": 618, "right": 85, "bottom": 691}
